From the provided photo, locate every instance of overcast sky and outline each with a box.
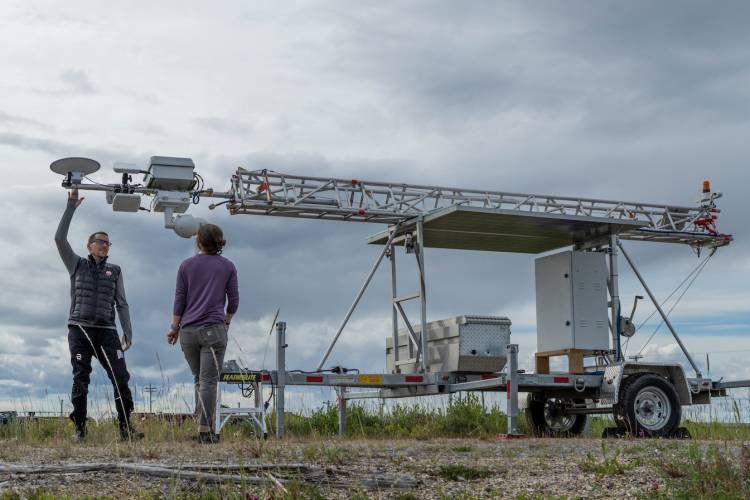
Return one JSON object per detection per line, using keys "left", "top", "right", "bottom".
{"left": 1, "top": 1, "right": 749, "bottom": 416}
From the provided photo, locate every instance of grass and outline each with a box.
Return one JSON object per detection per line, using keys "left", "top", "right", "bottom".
{"left": 653, "top": 442, "right": 750, "bottom": 499}
{"left": 681, "top": 420, "right": 750, "bottom": 441}
{"left": 3, "top": 394, "right": 750, "bottom": 446}
{"left": 260, "top": 392, "right": 514, "bottom": 439}
{"left": 578, "top": 442, "right": 641, "bottom": 477}
{"left": 2, "top": 402, "right": 750, "bottom": 499}
{"left": 435, "top": 463, "right": 493, "bottom": 481}
{"left": 301, "top": 442, "right": 348, "bottom": 464}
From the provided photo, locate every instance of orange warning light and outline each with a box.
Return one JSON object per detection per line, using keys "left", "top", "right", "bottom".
{"left": 703, "top": 180, "right": 711, "bottom": 193}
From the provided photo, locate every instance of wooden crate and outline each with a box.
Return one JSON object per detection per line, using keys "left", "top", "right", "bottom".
{"left": 535, "top": 349, "right": 599, "bottom": 375}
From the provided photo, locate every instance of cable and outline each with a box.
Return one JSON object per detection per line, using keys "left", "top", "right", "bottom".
{"left": 287, "top": 367, "right": 360, "bottom": 374}
{"left": 634, "top": 253, "right": 713, "bottom": 332}
{"left": 623, "top": 252, "right": 713, "bottom": 357}
{"left": 264, "top": 383, "right": 274, "bottom": 410}
{"left": 636, "top": 252, "right": 714, "bottom": 356}
{"left": 208, "top": 200, "right": 231, "bottom": 209}
{"left": 260, "top": 309, "right": 280, "bottom": 370}
{"left": 83, "top": 176, "right": 113, "bottom": 187}
{"left": 191, "top": 173, "right": 206, "bottom": 204}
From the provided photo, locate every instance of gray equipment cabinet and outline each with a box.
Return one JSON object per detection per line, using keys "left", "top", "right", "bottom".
{"left": 535, "top": 251, "right": 609, "bottom": 352}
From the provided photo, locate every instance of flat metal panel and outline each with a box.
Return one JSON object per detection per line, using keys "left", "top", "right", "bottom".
{"left": 536, "top": 251, "right": 609, "bottom": 351}
{"left": 368, "top": 205, "right": 644, "bottom": 254}
{"left": 571, "top": 251, "right": 609, "bottom": 350}
{"left": 535, "top": 252, "right": 574, "bottom": 351}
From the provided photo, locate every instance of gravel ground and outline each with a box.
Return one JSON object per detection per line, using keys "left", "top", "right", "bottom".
{"left": 0, "top": 437, "right": 731, "bottom": 498}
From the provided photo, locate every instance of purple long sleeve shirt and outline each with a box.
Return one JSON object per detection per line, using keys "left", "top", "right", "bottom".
{"left": 173, "top": 254, "right": 239, "bottom": 328}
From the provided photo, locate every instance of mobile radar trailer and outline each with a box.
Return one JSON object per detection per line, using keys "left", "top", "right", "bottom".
{"left": 51, "top": 156, "right": 746, "bottom": 438}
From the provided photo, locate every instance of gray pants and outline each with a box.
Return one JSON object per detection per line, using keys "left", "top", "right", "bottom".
{"left": 179, "top": 323, "right": 228, "bottom": 433}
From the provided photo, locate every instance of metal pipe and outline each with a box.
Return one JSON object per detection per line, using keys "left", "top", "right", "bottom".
{"left": 337, "top": 388, "right": 347, "bottom": 436}
{"left": 416, "top": 217, "right": 428, "bottom": 372}
{"left": 617, "top": 242, "right": 703, "bottom": 378}
{"left": 390, "top": 243, "right": 399, "bottom": 372}
{"left": 316, "top": 224, "right": 401, "bottom": 371}
{"left": 714, "top": 379, "right": 750, "bottom": 390}
{"left": 275, "top": 321, "right": 286, "bottom": 439}
{"left": 507, "top": 344, "right": 520, "bottom": 435}
{"left": 609, "top": 233, "right": 621, "bottom": 361}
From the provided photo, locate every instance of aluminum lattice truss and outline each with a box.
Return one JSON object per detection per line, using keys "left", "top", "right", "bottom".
{"left": 228, "top": 168, "right": 731, "bottom": 249}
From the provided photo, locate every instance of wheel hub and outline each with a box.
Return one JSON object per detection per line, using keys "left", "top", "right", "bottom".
{"left": 633, "top": 387, "right": 671, "bottom": 430}
{"left": 543, "top": 399, "right": 576, "bottom": 432}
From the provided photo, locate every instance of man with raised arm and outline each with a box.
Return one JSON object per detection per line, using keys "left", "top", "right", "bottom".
{"left": 55, "top": 188, "right": 143, "bottom": 442}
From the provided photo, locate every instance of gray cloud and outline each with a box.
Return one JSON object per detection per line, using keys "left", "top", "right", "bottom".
{"left": 60, "top": 69, "right": 96, "bottom": 95}
{"left": 192, "top": 117, "right": 253, "bottom": 137}
{"left": 1, "top": 1, "right": 749, "bottom": 412}
{"left": 0, "top": 112, "right": 49, "bottom": 130}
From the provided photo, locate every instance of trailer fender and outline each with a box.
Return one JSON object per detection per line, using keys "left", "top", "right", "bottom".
{"left": 622, "top": 363, "right": 692, "bottom": 405}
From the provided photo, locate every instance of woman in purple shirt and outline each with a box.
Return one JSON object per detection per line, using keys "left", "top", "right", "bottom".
{"left": 167, "top": 223, "right": 239, "bottom": 443}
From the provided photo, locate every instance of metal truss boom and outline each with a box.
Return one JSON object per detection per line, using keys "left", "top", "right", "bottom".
{"left": 228, "top": 169, "right": 731, "bottom": 248}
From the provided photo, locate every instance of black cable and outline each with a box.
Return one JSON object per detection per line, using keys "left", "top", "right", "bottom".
{"left": 192, "top": 173, "right": 206, "bottom": 204}
{"left": 240, "top": 381, "right": 255, "bottom": 398}
{"left": 636, "top": 252, "right": 714, "bottom": 356}
{"left": 264, "top": 383, "right": 274, "bottom": 410}
{"left": 287, "top": 366, "right": 360, "bottom": 374}
{"left": 208, "top": 200, "right": 230, "bottom": 209}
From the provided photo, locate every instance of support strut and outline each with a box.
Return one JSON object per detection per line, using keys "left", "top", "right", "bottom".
{"left": 617, "top": 242, "right": 703, "bottom": 378}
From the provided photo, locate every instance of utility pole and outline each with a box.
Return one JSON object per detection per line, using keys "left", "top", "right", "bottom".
{"left": 142, "top": 384, "right": 158, "bottom": 413}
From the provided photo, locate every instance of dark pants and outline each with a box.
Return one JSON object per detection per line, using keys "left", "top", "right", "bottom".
{"left": 68, "top": 325, "right": 134, "bottom": 429}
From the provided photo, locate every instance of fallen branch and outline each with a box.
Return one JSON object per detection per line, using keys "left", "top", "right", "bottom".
{"left": 0, "top": 463, "right": 267, "bottom": 484}
{"left": 0, "top": 462, "right": 418, "bottom": 490}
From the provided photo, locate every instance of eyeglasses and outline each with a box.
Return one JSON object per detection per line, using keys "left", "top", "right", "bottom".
{"left": 93, "top": 239, "right": 112, "bottom": 247}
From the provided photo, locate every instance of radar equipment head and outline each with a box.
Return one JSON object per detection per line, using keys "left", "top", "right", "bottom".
{"left": 172, "top": 214, "right": 207, "bottom": 238}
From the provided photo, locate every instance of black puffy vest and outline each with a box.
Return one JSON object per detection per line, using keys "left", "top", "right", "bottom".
{"left": 69, "top": 256, "right": 121, "bottom": 326}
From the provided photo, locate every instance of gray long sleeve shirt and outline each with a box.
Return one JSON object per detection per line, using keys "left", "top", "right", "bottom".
{"left": 55, "top": 200, "right": 134, "bottom": 342}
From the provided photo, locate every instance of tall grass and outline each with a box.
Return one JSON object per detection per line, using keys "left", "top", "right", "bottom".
{"left": 270, "top": 392, "right": 511, "bottom": 439}
{"left": 2, "top": 390, "right": 750, "bottom": 445}
{"left": 655, "top": 442, "right": 750, "bottom": 499}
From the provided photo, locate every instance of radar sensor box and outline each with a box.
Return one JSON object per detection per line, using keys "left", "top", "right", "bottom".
{"left": 385, "top": 315, "right": 511, "bottom": 374}
{"left": 144, "top": 156, "right": 196, "bottom": 191}
{"left": 535, "top": 251, "right": 609, "bottom": 352}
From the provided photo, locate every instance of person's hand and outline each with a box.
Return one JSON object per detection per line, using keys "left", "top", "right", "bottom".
{"left": 68, "top": 188, "right": 85, "bottom": 207}
{"left": 167, "top": 329, "right": 179, "bottom": 345}
{"left": 121, "top": 336, "right": 132, "bottom": 352}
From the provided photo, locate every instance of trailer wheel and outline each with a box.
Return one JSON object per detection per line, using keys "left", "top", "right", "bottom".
{"left": 525, "top": 394, "right": 587, "bottom": 437}
{"left": 615, "top": 373, "right": 681, "bottom": 437}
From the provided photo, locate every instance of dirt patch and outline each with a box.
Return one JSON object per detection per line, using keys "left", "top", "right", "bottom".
{"left": 0, "top": 437, "right": 726, "bottom": 498}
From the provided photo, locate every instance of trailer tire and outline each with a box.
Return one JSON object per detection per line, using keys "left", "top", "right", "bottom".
{"left": 614, "top": 373, "right": 681, "bottom": 438}
{"left": 525, "top": 394, "right": 587, "bottom": 437}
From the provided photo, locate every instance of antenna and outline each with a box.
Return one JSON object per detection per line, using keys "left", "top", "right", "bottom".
{"left": 50, "top": 157, "right": 100, "bottom": 187}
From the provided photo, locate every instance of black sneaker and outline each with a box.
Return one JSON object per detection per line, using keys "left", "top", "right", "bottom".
{"left": 70, "top": 414, "right": 86, "bottom": 442}
{"left": 119, "top": 423, "right": 145, "bottom": 442}
{"left": 74, "top": 425, "right": 87, "bottom": 442}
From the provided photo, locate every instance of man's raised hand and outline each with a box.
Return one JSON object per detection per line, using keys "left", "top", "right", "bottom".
{"left": 68, "top": 188, "right": 85, "bottom": 207}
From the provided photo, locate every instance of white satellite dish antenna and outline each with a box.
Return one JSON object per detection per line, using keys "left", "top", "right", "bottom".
{"left": 50, "top": 157, "right": 101, "bottom": 186}
{"left": 50, "top": 157, "right": 101, "bottom": 176}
